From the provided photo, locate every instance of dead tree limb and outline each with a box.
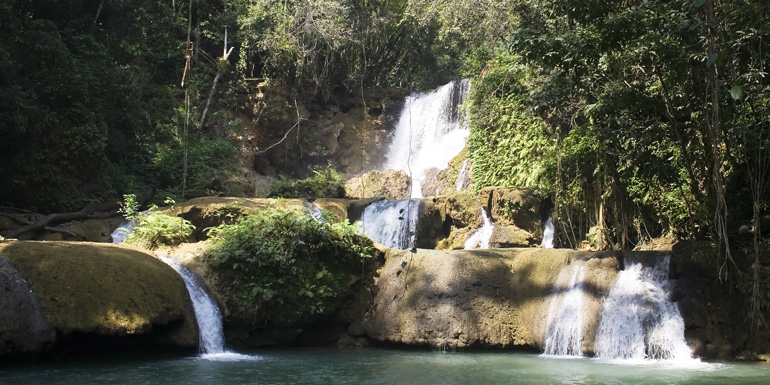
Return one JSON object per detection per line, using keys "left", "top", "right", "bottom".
{"left": 6, "top": 202, "right": 119, "bottom": 239}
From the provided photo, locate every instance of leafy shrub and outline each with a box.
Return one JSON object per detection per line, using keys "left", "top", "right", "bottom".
{"left": 120, "top": 194, "right": 195, "bottom": 249}
{"left": 205, "top": 209, "right": 374, "bottom": 327}
{"left": 126, "top": 211, "right": 195, "bottom": 249}
{"left": 268, "top": 169, "right": 345, "bottom": 200}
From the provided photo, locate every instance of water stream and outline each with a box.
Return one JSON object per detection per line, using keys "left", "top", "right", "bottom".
{"left": 359, "top": 199, "right": 419, "bottom": 249}
{"left": 157, "top": 257, "right": 257, "bottom": 361}
{"left": 463, "top": 208, "right": 494, "bottom": 249}
{"left": 455, "top": 159, "right": 470, "bottom": 191}
{"left": 543, "top": 264, "right": 587, "bottom": 357}
{"left": 541, "top": 217, "right": 555, "bottom": 249}
{"left": 383, "top": 79, "right": 470, "bottom": 198}
{"left": 594, "top": 255, "right": 693, "bottom": 362}
{"left": 2, "top": 348, "right": 760, "bottom": 385}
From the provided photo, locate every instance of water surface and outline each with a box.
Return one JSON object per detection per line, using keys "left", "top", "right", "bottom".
{"left": 1, "top": 348, "right": 768, "bottom": 384}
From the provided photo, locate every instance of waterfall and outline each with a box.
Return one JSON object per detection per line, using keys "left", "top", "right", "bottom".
{"left": 541, "top": 217, "right": 555, "bottom": 249}
{"left": 383, "top": 79, "right": 471, "bottom": 198}
{"left": 543, "top": 265, "right": 587, "bottom": 356}
{"left": 159, "top": 256, "right": 225, "bottom": 354}
{"left": 111, "top": 221, "right": 136, "bottom": 243}
{"left": 303, "top": 201, "right": 326, "bottom": 222}
{"left": 359, "top": 199, "right": 419, "bottom": 249}
{"left": 594, "top": 254, "right": 693, "bottom": 361}
{"left": 464, "top": 208, "right": 494, "bottom": 249}
{"left": 455, "top": 159, "right": 470, "bottom": 191}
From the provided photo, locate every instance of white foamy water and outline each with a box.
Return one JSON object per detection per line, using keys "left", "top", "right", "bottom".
{"left": 359, "top": 199, "right": 419, "bottom": 249}
{"left": 543, "top": 264, "right": 587, "bottom": 356}
{"left": 110, "top": 220, "right": 136, "bottom": 243}
{"left": 158, "top": 256, "right": 226, "bottom": 355}
{"left": 455, "top": 159, "right": 470, "bottom": 191}
{"left": 594, "top": 255, "right": 694, "bottom": 362}
{"left": 383, "top": 80, "right": 470, "bottom": 198}
{"left": 541, "top": 217, "right": 555, "bottom": 249}
{"left": 464, "top": 208, "right": 494, "bottom": 249}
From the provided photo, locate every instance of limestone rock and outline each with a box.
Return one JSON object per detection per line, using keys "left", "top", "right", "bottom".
{"left": 0, "top": 241, "right": 197, "bottom": 358}
{"left": 488, "top": 225, "right": 536, "bottom": 248}
{"left": 478, "top": 187, "right": 543, "bottom": 232}
{"left": 414, "top": 198, "right": 444, "bottom": 249}
{"left": 364, "top": 248, "right": 617, "bottom": 349}
{"left": 0, "top": 257, "right": 51, "bottom": 356}
{"left": 434, "top": 191, "right": 483, "bottom": 229}
{"left": 344, "top": 170, "right": 411, "bottom": 200}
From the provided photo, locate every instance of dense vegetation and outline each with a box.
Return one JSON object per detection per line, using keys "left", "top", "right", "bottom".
{"left": 1, "top": 1, "right": 768, "bottom": 327}
{"left": 205, "top": 209, "right": 374, "bottom": 327}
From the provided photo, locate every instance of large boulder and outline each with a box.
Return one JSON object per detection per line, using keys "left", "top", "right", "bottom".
{"left": 364, "top": 248, "right": 619, "bottom": 351}
{"left": 478, "top": 187, "right": 544, "bottom": 233}
{"left": 0, "top": 241, "right": 197, "bottom": 358}
{"left": 344, "top": 170, "right": 411, "bottom": 200}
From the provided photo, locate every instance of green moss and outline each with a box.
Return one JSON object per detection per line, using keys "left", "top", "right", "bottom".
{"left": 0, "top": 241, "right": 189, "bottom": 335}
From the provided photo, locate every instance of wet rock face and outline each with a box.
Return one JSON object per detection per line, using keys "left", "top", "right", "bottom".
{"left": 363, "top": 248, "right": 617, "bottom": 349}
{"left": 344, "top": 170, "right": 411, "bottom": 200}
{"left": 478, "top": 187, "right": 543, "bottom": 233}
{"left": 0, "top": 241, "right": 197, "bottom": 359}
{"left": 0, "top": 257, "right": 51, "bottom": 356}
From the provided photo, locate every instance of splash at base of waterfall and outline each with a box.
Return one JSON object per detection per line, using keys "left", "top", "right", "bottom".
{"left": 464, "top": 208, "right": 493, "bottom": 249}
{"left": 594, "top": 255, "right": 694, "bottom": 363}
{"left": 542, "top": 265, "right": 587, "bottom": 356}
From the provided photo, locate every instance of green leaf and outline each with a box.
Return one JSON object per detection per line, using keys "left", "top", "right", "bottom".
{"left": 400, "top": 261, "right": 408, "bottom": 269}
{"left": 694, "top": 0, "right": 708, "bottom": 7}
{"left": 730, "top": 85, "right": 743, "bottom": 100}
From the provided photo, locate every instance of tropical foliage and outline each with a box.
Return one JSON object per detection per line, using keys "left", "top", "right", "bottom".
{"left": 204, "top": 209, "right": 374, "bottom": 327}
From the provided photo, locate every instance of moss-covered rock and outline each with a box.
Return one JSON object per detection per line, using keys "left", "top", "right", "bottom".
{"left": 478, "top": 187, "right": 543, "bottom": 232}
{"left": 163, "top": 197, "right": 307, "bottom": 241}
{"left": 0, "top": 241, "right": 197, "bottom": 358}
{"left": 344, "top": 170, "right": 411, "bottom": 200}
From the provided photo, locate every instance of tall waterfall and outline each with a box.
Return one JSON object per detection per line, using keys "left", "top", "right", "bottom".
{"left": 594, "top": 255, "right": 693, "bottom": 361}
{"left": 159, "top": 256, "right": 225, "bottom": 354}
{"left": 543, "top": 264, "right": 588, "bottom": 356}
{"left": 464, "top": 208, "right": 494, "bottom": 249}
{"left": 359, "top": 199, "right": 419, "bottom": 249}
{"left": 383, "top": 80, "right": 471, "bottom": 198}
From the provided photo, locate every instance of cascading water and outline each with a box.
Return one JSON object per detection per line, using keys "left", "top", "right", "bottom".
{"left": 383, "top": 80, "right": 471, "bottom": 198}
{"left": 455, "top": 159, "right": 470, "bottom": 192}
{"left": 541, "top": 217, "right": 555, "bottom": 249}
{"left": 543, "top": 264, "right": 587, "bottom": 356}
{"left": 594, "top": 254, "right": 693, "bottom": 361}
{"left": 303, "top": 201, "right": 326, "bottom": 222}
{"left": 111, "top": 221, "right": 136, "bottom": 243}
{"left": 158, "top": 256, "right": 225, "bottom": 355}
{"left": 464, "top": 208, "right": 494, "bottom": 249}
{"left": 359, "top": 199, "right": 419, "bottom": 249}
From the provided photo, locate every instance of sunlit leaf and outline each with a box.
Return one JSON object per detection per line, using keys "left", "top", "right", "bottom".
{"left": 730, "top": 85, "right": 743, "bottom": 100}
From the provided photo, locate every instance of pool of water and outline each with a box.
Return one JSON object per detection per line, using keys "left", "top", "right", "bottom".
{"left": 1, "top": 348, "right": 768, "bottom": 384}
